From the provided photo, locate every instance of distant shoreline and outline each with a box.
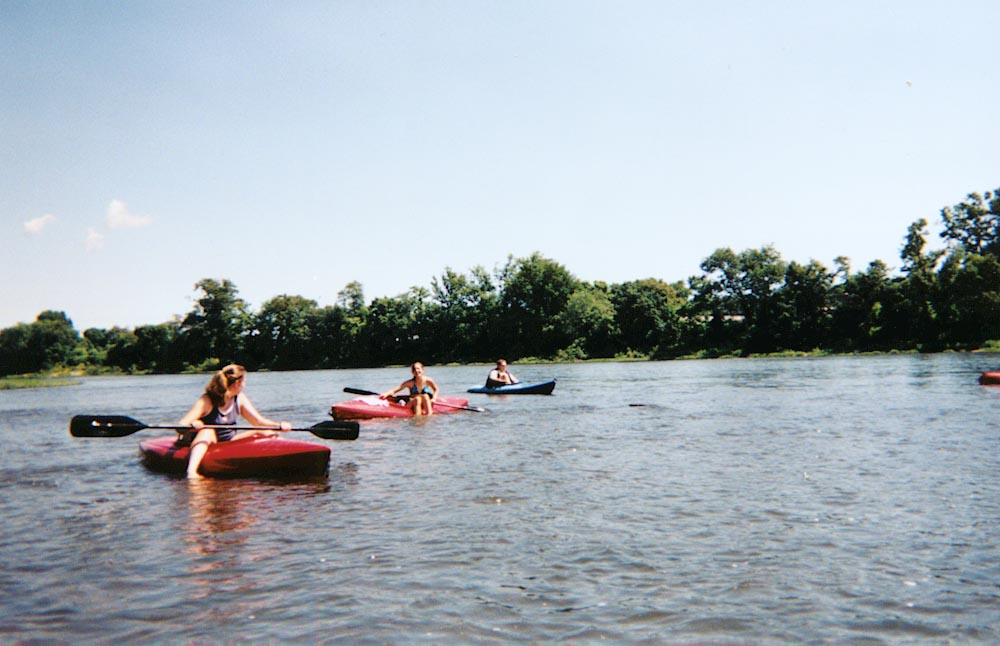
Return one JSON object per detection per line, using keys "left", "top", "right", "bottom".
{"left": 0, "top": 376, "right": 81, "bottom": 390}
{"left": 6, "top": 345, "right": 998, "bottom": 389}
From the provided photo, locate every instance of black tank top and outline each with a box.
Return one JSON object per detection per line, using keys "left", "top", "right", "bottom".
{"left": 199, "top": 395, "right": 240, "bottom": 442}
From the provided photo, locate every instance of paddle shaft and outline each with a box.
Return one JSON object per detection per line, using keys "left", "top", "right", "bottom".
{"left": 70, "top": 415, "right": 359, "bottom": 440}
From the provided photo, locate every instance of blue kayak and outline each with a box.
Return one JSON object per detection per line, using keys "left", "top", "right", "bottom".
{"left": 467, "top": 379, "right": 556, "bottom": 395}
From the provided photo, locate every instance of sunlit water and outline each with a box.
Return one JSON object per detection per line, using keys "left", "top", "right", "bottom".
{"left": 2, "top": 354, "right": 998, "bottom": 644}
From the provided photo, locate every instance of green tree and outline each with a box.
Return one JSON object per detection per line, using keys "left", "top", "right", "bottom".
{"left": 829, "top": 260, "right": 893, "bottom": 351}
{"left": 251, "top": 295, "right": 321, "bottom": 370}
{"left": 499, "top": 252, "right": 579, "bottom": 358}
{"left": 177, "top": 279, "right": 250, "bottom": 368}
{"left": 81, "top": 327, "right": 112, "bottom": 367}
{"left": 775, "top": 260, "right": 833, "bottom": 350}
{"left": 897, "top": 219, "right": 944, "bottom": 348}
{"left": 333, "top": 281, "right": 370, "bottom": 366}
{"left": 308, "top": 305, "right": 359, "bottom": 368}
{"left": 105, "top": 328, "right": 140, "bottom": 371}
{"left": 559, "top": 282, "right": 619, "bottom": 358}
{"left": 337, "top": 281, "right": 367, "bottom": 315}
{"left": 685, "top": 273, "right": 729, "bottom": 354}
{"left": 33, "top": 311, "right": 81, "bottom": 364}
{"left": 693, "top": 246, "right": 787, "bottom": 353}
{"left": 88, "top": 325, "right": 172, "bottom": 374}
{"left": 131, "top": 323, "right": 180, "bottom": 372}
{"left": 939, "top": 188, "right": 1000, "bottom": 256}
{"left": 611, "top": 279, "right": 687, "bottom": 356}
{"left": 21, "top": 311, "right": 82, "bottom": 372}
{"left": 0, "top": 323, "right": 32, "bottom": 375}
{"left": 431, "top": 266, "right": 501, "bottom": 362}
{"left": 933, "top": 248, "right": 1000, "bottom": 345}
{"left": 366, "top": 288, "right": 434, "bottom": 365}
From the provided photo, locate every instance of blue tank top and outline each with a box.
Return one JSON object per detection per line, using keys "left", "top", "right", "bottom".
{"left": 199, "top": 395, "right": 240, "bottom": 442}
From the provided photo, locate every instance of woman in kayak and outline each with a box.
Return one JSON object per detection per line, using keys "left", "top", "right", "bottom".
{"left": 381, "top": 361, "right": 440, "bottom": 416}
{"left": 485, "top": 359, "right": 519, "bottom": 388}
{"left": 179, "top": 364, "right": 291, "bottom": 478}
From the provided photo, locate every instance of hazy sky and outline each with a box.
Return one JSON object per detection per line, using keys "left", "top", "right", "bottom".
{"left": 3, "top": 1, "right": 999, "bottom": 331}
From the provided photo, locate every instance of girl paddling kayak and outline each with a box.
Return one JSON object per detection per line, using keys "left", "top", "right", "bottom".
{"left": 381, "top": 361, "right": 440, "bottom": 416}
{"left": 179, "top": 364, "right": 291, "bottom": 479}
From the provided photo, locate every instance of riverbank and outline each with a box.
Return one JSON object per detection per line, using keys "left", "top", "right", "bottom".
{"left": 8, "top": 343, "right": 1000, "bottom": 389}
{"left": 0, "top": 376, "right": 81, "bottom": 390}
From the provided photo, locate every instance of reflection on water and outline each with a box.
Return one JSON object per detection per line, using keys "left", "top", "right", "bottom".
{"left": 176, "top": 477, "right": 338, "bottom": 630}
{"left": 183, "top": 479, "right": 264, "bottom": 544}
{"left": 181, "top": 477, "right": 335, "bottom": 562}
{"left": 182, "top": 479, "right": 255, "bottom": 595}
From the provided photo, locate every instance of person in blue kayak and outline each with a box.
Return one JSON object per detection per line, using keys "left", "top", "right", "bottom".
{"left": 485, "top": 359, "right": 519, "bottom": 388}
{"left": 179, "top": 364, "right": 291, "bottom": 478}
{"left": 381, "top": 361, "right": 440, "bottom": 415}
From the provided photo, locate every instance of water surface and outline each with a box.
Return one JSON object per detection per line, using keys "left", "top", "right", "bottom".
{"left": 1, "top": 354, "right": 998, "bottom": 643}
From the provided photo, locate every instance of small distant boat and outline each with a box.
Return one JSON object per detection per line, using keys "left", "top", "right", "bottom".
{"left": 979, "top": 371, "right": 1000, "bottom": 385}
{"left": 467, "top": 379, "right": 556, "bottom": 395}
{"left": 139, "top": 435, "right": 331, "bottom": 478}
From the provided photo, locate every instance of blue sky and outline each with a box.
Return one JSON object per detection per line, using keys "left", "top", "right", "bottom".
{"left": 3, "top": 1, "right": 999, "bottom": 331}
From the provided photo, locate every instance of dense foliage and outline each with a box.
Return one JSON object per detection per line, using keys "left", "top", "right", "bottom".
{"left": 3, "top": 187, "right": 999, "bottom": 376}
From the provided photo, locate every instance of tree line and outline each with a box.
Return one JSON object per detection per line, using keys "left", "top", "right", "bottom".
{"left": 3, "top": 186, "right": 999, "bottom": 376}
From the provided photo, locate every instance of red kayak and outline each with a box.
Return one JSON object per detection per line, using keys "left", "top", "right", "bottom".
{"left": 139, "top": 435, "right": 331, "bottom": 478}
{"left": 330, "top": 395, "right": 472, "bottom": 420}
{"left": 980, "top": 371, "right": 1000, "bottom": 385}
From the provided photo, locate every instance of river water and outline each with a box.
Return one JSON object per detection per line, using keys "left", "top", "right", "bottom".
{"left": 1, "top": 354, "right": 998, "bottom": 644}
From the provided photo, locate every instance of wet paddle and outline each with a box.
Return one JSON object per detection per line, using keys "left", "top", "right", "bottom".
{"left": 343, "top": 387, "right": 486, "bottom": 413}
{"left": 69, "top": 414, "right": 360, "bottom": 440}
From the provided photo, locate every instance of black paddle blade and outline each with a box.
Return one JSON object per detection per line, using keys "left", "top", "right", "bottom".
{"left": 309, "top": 421, "right": 360, "bottom": 440}
{"left": 344, "top": 387, "right": 379, "bottom": 396}
{"left": 70, "top": 415, "right": 147, "bottom": 437}
{"left": 343, "top": 387, "right": 406, "bottom": 401}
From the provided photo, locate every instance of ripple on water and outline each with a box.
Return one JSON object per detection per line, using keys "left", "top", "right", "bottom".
{"left": 2, "top": 357, "right": 1000, "bottom": 643}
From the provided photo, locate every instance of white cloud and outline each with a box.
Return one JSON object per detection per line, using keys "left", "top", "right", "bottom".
{"left": 106, "top": 199, "right": 153, "bottom": 229}
{"left": 24, "top": 213, "right": 56, "bottom": 235}
{"left": 85, "top": 228, "right": 105, "bottom": 252}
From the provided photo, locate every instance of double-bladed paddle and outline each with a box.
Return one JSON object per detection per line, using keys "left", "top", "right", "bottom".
{"left": 70, "top": 414, "right": 360, "bottom": 440}
{"left": 343, "top": 387, "right": 486, "bottom": 413}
